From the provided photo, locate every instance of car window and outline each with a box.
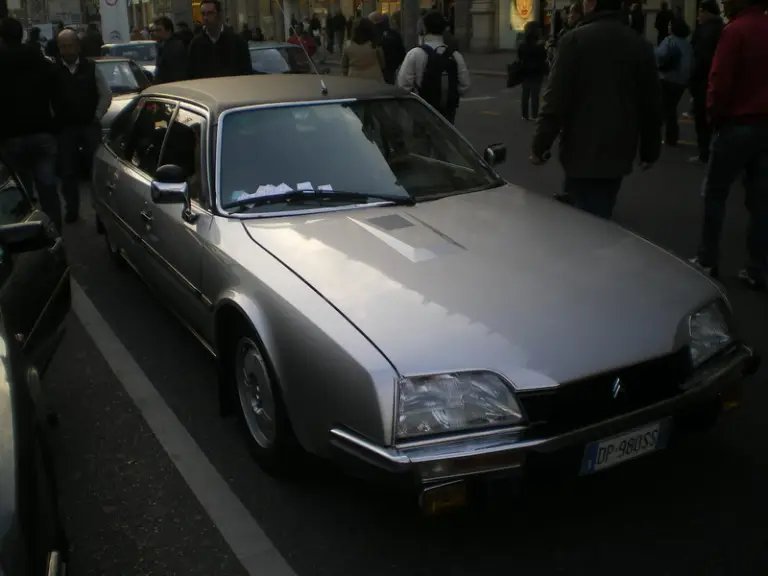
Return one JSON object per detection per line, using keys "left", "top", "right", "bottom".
{"left": 124, "top": 100, "right": 177, "bottom": 177}
{"left": 158, "top": 109, "right": 205, "bottom": 205}
{"left": 95, "top": 60, "right": 149, "bottom": 94}
{"left": 250, "top": 47, "right": 311, "bottom": 74}
{"left": 218, "top": 98, "right": 502, "bottom": 211}
{"left": 108, "top": 43, "right": 157, "bottom": 61}
{"left": 0, "top": 160, "right": 33, "bottom": 226}
{"left": 107, "top": 98, "right": 141, "bottom": 155}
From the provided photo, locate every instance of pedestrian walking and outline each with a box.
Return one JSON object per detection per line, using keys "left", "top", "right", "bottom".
{"left": 0, "top": 18, "right": 61, "bottom": 231}
{"left": 397, "top": 10, "right": 470, "bottom": 124}
{"left": 176, "top": 21, "right": 194, "bottom": 47}
{"left": 690, "top": 0, "right": 768, "bottom": 291}
{"left": 530, "top": 0, "right": 663, "bottom": 219}
{"left": 688, "top": 0, "right": 723, "bottom": 164}
{"left": 45, "top": 21, "right": 64, "bottom": 59}
{"left": 187, "top": 0, "right": 252, "bottom": 79}
{"left": 341, "top": 18, "right": 385, "bottom": 82}
{"left": 516, "top": 22, "right": 549, "bottom": 121}
{"left": 374, "top": 12, "right": 406, "bottom": 85}
{"left": 51, "top": 29, "right": 112, "bottom": 224}
{"left": 151, "top": 16, "right": 187, "bottom": 83}
{"left": 81, "top": 23, "right": 103, "bottom": 58}
{"left": 656, "top": 17, "right": 693, "bottom": 147}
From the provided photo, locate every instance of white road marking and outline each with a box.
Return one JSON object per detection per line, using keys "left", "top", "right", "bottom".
{"left": 461, "top": 95, "right": 498, "bottom": 102}
{"left": 71, "top": 279, "right": 296, "bottom": 576}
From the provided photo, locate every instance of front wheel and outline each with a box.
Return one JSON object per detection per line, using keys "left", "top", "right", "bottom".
{"left": 230, "top": 332, "right": 301, "bottom": 475}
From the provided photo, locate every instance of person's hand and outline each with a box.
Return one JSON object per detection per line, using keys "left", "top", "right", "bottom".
{"left": 639, "top": 161, "right": 653, "bottom": 171}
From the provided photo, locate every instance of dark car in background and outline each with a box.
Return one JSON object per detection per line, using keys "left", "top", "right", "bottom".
{"left": 249, "top": 41, "right": 330, "bottom": 75}
{"left": 101, "top": 40, "right": 157, "bottom": 80}
{"left": 0, "top": 155, "right": 71, "bottom": 575}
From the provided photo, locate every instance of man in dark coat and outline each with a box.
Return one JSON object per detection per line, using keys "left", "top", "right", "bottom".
{"left": 151, "top": 16, "right": 187, "bottom": 83}
{"left": 187, "top": 0, "right": 252, "bottom": 79}
{"left": 654, "top": 1, "right": 673, "bottom": 44}
{"left": 689, "top": 0, "right": 723, "bottom": 164}
{"left": 0, "top": 18, "right": 61, "bottom": 230}
{"left": 530, "top": 0, "right": 663, "bottom": 219}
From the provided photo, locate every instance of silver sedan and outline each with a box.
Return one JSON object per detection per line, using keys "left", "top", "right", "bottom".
{"left": 91, "top": 75, "right": 759, "bottom": 511}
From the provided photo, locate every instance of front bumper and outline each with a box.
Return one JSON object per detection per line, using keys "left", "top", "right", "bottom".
{"left": 330, "top": 344, "right": 760, "bottom": 488}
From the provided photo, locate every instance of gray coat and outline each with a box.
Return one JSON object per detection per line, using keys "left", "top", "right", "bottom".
{"left": 532, "top": 10, "right": 663, "bottom": 179}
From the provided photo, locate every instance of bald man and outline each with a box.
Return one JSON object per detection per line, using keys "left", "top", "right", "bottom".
{"left": 51, "top": 28, "right": 111, "bottom": 223}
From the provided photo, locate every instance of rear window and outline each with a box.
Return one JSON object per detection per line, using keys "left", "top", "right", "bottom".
{"left": 106, "top": 43, "right": 157, "bottom": 62}
{"left": 249, "top": 46, "right": 311, "bottom": 74}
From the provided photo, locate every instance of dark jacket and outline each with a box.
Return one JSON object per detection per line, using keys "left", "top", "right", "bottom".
{"left": 187, "top": 28, "right": 253, "bottom": 79}
{"left": 517, "top": 41, "right": 549, "bottom": 79}
{"left": 155, "top": 34, "right": 187, "bottom": 83}
{"left": 0, "top": 44, "right": 57, "bottom": 140}
{"left": 654, "top": 9, "right": 673, "bottom": 43}
{"left": 51, "top": 59, "right": 100, "bottom": 127}
{"left": 690, "top": 17, "right": 723, "bottom": 92}
{"left": 177, "top": 27, "right": 194, "bottom": 47}
{"left": 81, "top": 31, "right": 104, "bottom": 58}
{"left": 379, "top": 25, "right": 406, "bottom": 84}
{"left": 532, "top": 11, "right": 663, "bottom": 178}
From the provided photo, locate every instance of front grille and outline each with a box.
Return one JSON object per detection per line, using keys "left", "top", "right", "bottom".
{"left": 518, "top": 348, "right": 692, "bottom": 434}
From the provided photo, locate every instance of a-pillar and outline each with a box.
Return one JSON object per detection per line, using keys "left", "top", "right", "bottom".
{"left": 469, "top": 0, "right": 495, "bottom": 52}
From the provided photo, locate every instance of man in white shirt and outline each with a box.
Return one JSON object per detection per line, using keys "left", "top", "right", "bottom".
{"left": 396, "top": 10, "right": 470, "bottom": 124}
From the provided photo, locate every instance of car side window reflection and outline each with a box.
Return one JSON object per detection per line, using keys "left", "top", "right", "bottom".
{"left": 124, "top": 100, "right": 176, "bottom": 177}
{"left": 0, "top": 160, "right": 33, "bottom": 226}
{"left": 158, "top": 109, "right": 205, "bottom": 205}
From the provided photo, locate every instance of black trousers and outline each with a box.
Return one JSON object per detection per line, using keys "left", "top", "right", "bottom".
{"left": 691, "top": 84, "right": 711, "bottom": 162}
{"left": 661, "top": 79, "right": 686, "bottom": 146}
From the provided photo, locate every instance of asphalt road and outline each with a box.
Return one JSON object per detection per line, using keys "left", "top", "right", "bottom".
{"left": 43, "top": 74, "right": 768, "bottom": 576}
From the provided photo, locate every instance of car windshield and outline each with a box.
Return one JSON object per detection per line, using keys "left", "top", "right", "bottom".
{"left": 218, "top": 98, "right": 502, "bottom": 212}
{"left": 95, "top": 60, "right": 149, "bottom": 94}
{"left": 105, "top": 43, "right": 156, "bottom": 62}
{"left": 249, "top": 46, "right": 312, "bottom": 74}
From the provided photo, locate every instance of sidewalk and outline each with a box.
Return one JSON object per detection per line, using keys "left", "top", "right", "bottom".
{"left": 320, "top": 49, "right": 513, "bottom": 77}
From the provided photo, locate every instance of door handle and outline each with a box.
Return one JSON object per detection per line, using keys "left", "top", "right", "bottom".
{"left": 48, "top": 237, "right": 63, "bottom": 255}
{"left": 140, "top": 210, "right": 153, "bottom": 224}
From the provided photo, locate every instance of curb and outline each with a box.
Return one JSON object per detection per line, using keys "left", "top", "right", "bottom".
{"left": 321, "top": 60, "right": 507, "bottom": 78}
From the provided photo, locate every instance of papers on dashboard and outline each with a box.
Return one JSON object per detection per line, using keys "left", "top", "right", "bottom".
{"left": 231, "top": 182, "right": 335, "bottom": 203}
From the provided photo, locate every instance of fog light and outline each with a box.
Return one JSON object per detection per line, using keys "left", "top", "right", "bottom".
{"left": 416, "top": 451, "right": 525, "bottom": 482}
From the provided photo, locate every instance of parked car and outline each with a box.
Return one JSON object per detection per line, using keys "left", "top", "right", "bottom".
{"left": 90, "top": 75, "right": 759, "bottom": 512}
{"left": 0, "top": 155, "right": 71, "bottom": 573}
{"left": 101, "top": 41, "right": 157, "bottom": 80}
{"left": 94, "top": 57, "right": 152, "bottom": 136}
{"left": 249, "top": 41, "right": 330, "bottom": 75}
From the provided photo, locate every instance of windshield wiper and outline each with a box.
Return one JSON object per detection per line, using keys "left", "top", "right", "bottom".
{"left": 228, "top": 189, "right": 415, "bottom": 212}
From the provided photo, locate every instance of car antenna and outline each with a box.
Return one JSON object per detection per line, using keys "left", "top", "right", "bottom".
{"left": 270, "top": 0, "right": 329, "bottom": 95}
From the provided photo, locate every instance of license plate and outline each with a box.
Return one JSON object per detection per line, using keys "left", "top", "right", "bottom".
{"left": 580, "top": 419, "right": 670, "bottom": 475}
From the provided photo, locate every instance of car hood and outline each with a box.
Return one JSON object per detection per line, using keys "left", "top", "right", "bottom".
{"left": 101, "top": 94, "right": 135, "bottom": 129}
{"left": 242, "top": 185, "right": 719, "bottom": 389}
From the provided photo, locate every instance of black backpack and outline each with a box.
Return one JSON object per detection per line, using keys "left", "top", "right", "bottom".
{"left": 417, "top": 44, "right": 460, "bottom": 117}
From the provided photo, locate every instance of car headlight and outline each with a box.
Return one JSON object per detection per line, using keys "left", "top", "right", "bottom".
{"left": 396, "top": 371, "right": 523, "bottom": 440}
{"left": 688, "top": 300, "right": 733, "bottom": 367}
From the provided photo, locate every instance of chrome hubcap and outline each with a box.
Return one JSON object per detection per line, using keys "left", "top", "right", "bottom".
{"left": 235, "top": 338, "right": 277, "bottom": 449}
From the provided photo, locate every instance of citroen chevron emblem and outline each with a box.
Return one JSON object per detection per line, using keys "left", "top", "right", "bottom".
{"left": 611, "top": 377, "right": 624, "bottom": 399}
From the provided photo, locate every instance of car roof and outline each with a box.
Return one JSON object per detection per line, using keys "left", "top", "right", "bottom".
{"left": 146, "top": 75, "right": 407, "bottom": 118}
{"left": 103, "top": 40, "right": 156, "bottom": 47}
{"left": 92, "top": 56, "right": 132, "bottom": 62}
{"left": 248, "top": 41, "right": 297, "bottom": 50}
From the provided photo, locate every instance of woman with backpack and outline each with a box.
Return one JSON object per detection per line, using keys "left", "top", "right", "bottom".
{"left": 655, "top": 17, "right": 693, "bottom": 146}
{"left": 341, "top": 18, "right": 385, "bottom": 82}
{"left": 516, "top": 22, "right": 549, "bottom": 121}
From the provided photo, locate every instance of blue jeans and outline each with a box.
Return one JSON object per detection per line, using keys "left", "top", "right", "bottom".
{"left": 563, "top": 177, "right": 623, "bottom": 220}
{"left": 0, "top": 133, "right": 60, "bottom": 232}
{"left": 698, "top": 122, "right": 768, "bottom": 276}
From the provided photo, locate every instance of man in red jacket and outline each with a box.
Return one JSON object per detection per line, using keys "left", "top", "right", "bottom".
{"left": 691, "top": 0, "right": 768, "bottom": 291}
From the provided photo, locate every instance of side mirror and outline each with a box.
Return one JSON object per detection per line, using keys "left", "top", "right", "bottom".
{"left": 0, "top": 220, "right": 55, "bottom": 254}
{"left": 484, "top": 143, "right": 507, "bottom": 166}
{"left": 151, "top": 164, "right": 188, "bottom": 205}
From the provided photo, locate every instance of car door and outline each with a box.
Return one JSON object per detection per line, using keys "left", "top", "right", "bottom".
{"left": 0, "top": 157, "right": 69, "bottom": 373}
{"left": 111, "top": 98, "right": 177, "bottom": 274}
{"left": 140, "top": 106, "right": 213, "bottom": 338}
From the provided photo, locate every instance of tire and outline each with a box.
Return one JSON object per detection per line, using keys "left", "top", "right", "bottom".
{"left": 225, "top": 325, "right": 301, "bottom": 476}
